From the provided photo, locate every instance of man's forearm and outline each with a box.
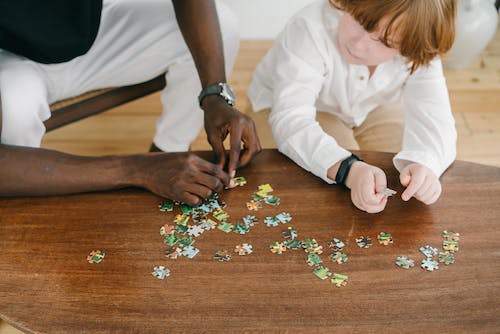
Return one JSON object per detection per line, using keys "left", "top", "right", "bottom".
{"left": 0, "top": 144, "right": 140, "bottom": 196}
{"left": 172, "top": 0, "right": 226, "bottom": 87}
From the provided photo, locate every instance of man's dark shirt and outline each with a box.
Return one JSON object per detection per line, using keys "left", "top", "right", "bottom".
{"left": 0, "top": 0, "right": 103, "bottom": 64}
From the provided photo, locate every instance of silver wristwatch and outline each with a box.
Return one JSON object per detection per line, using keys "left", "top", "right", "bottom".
{"left": 198, "top": 83, "right": 236, "bottom": 107}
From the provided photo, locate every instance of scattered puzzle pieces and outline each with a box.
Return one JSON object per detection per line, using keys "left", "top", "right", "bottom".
{"left": 285, "top": 239, "right": 302, "bottom": 250}
{"left": 276, "top": 212, "right": 292, "bottom": 224}
{"left": 217, "top": 221, "right": 234, "bottom": 233}
{"left": 246, "top": 200, "right": 261, "bottom": 211}
{"left": 187, "top": 225, "right": 204, "bottom": 238}
{"left": 235, "top": 243, "right": 253, "bottom": 256}
{"left": 87, "top": 250, "right": 105, "bottom": 264}
{"left": 181, "top": 246, "right": 199, "bottom": 259}
{"left": 174, "top": 213, "right": 189, "bottom": 225}
{"left": 313, "top": 266, "right": 332, "bottom": 280}
{"left": 165, "top": 247, "right": 182, "bottom": 260}
{"left": 421, "top": 258, "right": 439, "bottom": 272}
{"left": 356, "top": 236, "right": 372, "bottom": 248}
{"left": 264, "top": 216, "right": 280, "bottom": 227}
{"left": 269, "top": 242, "right": 287, "bottom": 254}
{"left": 160, "top": 224, "right": 175, "bottom": 236}
{"left": 443, "top": 240, "right": 459, "bottom": 252}
{"left": 231, "top": 176, "right": 247, "bottom": 187}
{"left": 152, "top": 266, "right": 170, "bottom": 279}
{"left": 331, "top": 273, "right": 348, "bottom": 287}
{"left": 306, "top": 253, "right": 323, "bottom": 266}
{"left": 213, "top": 209, "right": 229, "bottom": 222}
{"left": 264, "top": 195, "right": 280, "bottom": 206}
{"left": 178, "top": 236, "right": 195, "bottom": 248}
{"left": 233, "top": 222, "right": 250, "bottom": 235}
{"left": 377, "top": 232, "right": 393, "bottom": 246}
{"left": 214, "top": 249, "right": 232, "bottom": 262}
{"left": 153, "top": 180, "right": 462, "bottom": 287}
{"left": 158, "top": 200, "right": 174, "bottom": 212}
{"left": 330, "top": 252, "right": 348, "bottom": 264}
{"left": 438, "top": 251, "right": 455, "bottom": 265}
{"left": 282, "top": 227, "right": 298, "bottom": 240}
{"left": 242, "top": 215, "right": 258, "bottom": 227}
{"left": 420, "top": 245, "right": 439, "bottom": 258}
{"left": 395, "top": 256, "right": 415, "bottom": 269}
{"left": 442, "top": 230, "right": 460, "bottom": 242}
{"left": 163, "top": 234, "right": 179, "bottom": 246}
{"left": 328, "top": 238, "right": 345, "bottom": 252}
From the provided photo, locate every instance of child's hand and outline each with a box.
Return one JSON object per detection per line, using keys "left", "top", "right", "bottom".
{"left": 400, "top": 163, "right": 441, "bottom": 204}
{"left": 345, "top": 161, "right": 388, "bottom": 213}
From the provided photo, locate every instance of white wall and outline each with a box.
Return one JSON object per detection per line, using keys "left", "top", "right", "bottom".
{"left": 220, "top": 0, "right": 318, "bottom": 39}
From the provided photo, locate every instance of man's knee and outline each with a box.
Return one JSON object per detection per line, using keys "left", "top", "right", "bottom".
{"left": 0, "top": 63, "right": 50, "bottom": 147}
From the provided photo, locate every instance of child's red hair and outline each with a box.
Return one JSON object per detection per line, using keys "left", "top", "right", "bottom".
{"left": 330, "top": 0, "right": 456, "bottom": 73}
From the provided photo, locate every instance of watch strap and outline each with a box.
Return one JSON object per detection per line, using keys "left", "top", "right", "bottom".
{"left": 335, "top": 153, "right": 363, "bottom": 188}
{"left": 198, "top": 83, "right": 235, "bottom": 107}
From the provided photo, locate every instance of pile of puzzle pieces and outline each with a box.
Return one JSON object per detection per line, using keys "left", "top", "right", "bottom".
{"left": 86, "top": 176, "right": 461, "bottom": 286}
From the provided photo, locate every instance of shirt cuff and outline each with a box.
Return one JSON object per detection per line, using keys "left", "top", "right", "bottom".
{"left": 393, "top": 151, "right": 444, "bottom": 177}
{"left": 311, "top": 144, "right": 351, "bottom": 184}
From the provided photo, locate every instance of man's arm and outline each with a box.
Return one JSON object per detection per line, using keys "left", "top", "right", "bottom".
{"left": 0, "top": 94, "right": 229, "bottom": 205}
{"left": 171, "top": 0, "right": 261, "bottom": 176}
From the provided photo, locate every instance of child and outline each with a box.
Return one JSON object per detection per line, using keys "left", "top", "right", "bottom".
{"left": 249, "top": 0, "right": 457, "bottom": 213}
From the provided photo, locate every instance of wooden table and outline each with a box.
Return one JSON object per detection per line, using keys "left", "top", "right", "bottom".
{"left": 1, "top": 149, "right": 499, "bottom": 333}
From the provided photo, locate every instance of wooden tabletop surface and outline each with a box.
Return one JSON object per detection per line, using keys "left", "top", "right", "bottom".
{"left": 1, "top": 149, "right": 499, "bottom": 333}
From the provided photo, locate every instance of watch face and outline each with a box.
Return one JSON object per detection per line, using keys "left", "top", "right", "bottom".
{"left": 220, "top": 83, "right": 236, "bottom": 106}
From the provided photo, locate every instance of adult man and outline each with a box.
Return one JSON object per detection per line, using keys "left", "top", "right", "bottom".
{"left": 0, "top": 0, "right": 261, "bottom": 205}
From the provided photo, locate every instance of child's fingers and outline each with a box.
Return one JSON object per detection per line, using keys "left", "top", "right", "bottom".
{"left": 426, "top": 189, "right": 441, "bottom": 205}
{"left": 363, "top": 196, "right": 388, "bottom": 213}
{"left": 361, "top": 179, "right": 386, "bottom": 206}
{"left": 400, "top": 166, "right": 412, "bottom": 187}
{"left": 414, "top": 176, "right": 433, "bottom": 200}
{"left": 373, "top": 168, "right": 388, "bottom": 194}
{"left": 419, "top": 181, "right": 441, "bottom": 205}
{"left": 401, "top": 169, "right": 425, "bottom": 201}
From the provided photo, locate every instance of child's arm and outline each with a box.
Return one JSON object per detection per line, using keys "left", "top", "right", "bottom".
{"left": 263, "top": 15, "right": 390, "bottom": 213}
{"left": 266, "top": 18, "right": 352, "bottom": 183}
{"left": 394, "top": 59, "right": 457, "bottom": 203}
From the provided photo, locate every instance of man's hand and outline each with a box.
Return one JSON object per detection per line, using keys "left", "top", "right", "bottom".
{"left": 134, "top": 152, "right": 231, "bottom": 206}
{"left": 202, "top": 95, "right": 261, "bottom": 177}
{"left": 345, "top": 161, "right": 388, "bottom": 213}
{"left": 400, "top": 163, "right": 441, "bottom": 204}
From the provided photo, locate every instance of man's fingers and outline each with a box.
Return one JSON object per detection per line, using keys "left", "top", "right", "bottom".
{"left": 238, "top": 122, "right": 262, "bottom": 168}
{"left": 180, "top": 191, "right": 203, "bottom": 207}
{"left": 184, "top": 184, "right": 215, "bottom": 203}
{"left": 196, "top": 157, "right": 231, "bottom": 187}
{"left": 195, "top": 173, "right": 225, "bottom": 194}
{"left": 228, "top": 124, "right": 244, "bottom": 177}
{"left": 208, "top": 132, "right": 226, "bottom": 169}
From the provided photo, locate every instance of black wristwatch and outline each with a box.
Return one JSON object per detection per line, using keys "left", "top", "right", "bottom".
{"left": 198, "top": 83, "right": 236, "bottom": 107}
{"left": 335, "top": 153, "right": 363, "bottom": 188}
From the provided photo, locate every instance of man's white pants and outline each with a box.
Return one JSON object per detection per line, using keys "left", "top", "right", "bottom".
{"left": 0, "top": 0, "right": 239, "bottom": 152}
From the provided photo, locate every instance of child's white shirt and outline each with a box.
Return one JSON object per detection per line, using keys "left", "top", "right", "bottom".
{"left": 248, "top": 0, "right": 457, "bottom": 183}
